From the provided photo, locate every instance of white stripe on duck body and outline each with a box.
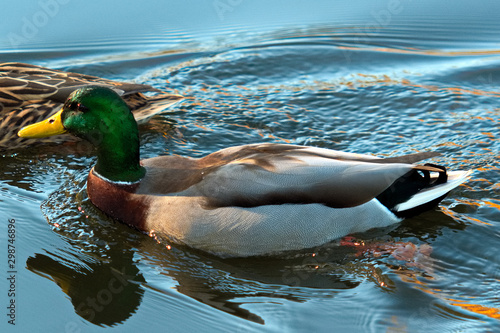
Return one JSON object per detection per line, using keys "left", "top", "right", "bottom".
{"left": 18, "top": 86, "right": 472, "bottom": 257}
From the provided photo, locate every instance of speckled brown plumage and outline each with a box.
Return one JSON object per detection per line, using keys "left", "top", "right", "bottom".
{"left": 0, "top": 62, "right": 182, "bottom": 150}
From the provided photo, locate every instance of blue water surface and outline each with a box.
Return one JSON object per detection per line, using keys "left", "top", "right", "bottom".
{"left": 1, "top": 0, "right": 499, "bottom": 332}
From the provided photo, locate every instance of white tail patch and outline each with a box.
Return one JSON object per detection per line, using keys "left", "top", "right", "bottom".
{"left": 395, "top": 170, "right": 473, "bottom": 212}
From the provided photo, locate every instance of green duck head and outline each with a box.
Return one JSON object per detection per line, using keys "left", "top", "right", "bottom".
{"left": 18, "top": 86, "right": 146, "bottom": 183}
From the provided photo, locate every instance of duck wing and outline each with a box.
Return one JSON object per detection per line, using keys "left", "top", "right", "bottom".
{"left": 189, "top": 143, "right": 443, "bottom": 209}
{"left": 0, "top": 62, "right": 168, "bottom": 111}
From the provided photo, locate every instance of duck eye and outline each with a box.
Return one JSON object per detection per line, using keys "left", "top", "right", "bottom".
{"left": 65, "top": 101, "right": 89, "bottom": 113}
{"left": 76, "top": 103, "right": 89, "bottom": 113}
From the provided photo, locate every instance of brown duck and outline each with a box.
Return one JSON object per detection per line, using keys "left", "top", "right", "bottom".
{"left": 1, "top": 62, "right": 182, "bottom": 150}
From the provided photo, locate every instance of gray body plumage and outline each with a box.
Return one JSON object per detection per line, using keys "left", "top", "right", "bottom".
{"left": 90, "top": 143, "right": 470, "bottom": 257}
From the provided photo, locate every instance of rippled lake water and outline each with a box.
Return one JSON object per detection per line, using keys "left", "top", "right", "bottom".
{"left": 1, "top": 1, "right": 500, "bottom": 332}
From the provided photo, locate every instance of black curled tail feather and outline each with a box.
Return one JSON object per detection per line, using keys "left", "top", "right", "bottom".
{"left": 376, "top": 164, "right": 448, "bottom": 218}
{"left": 423, "top": 163, "right": 447, "bottom": 184}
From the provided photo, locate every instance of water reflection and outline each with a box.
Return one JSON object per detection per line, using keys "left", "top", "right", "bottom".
{"left": 137, "top": 241, "right": 366, "bottom": 325}
{"left": 25, "top": 228, "right": 364, "bottom": 325}
{"left": 27, "top": 250, "right": 145, "bottom": 327}
{"left": 26, "top": 185, "right": 467, "bottom": 327}
{"left": 2, "top": 2, "right": 499, "bottom": 329}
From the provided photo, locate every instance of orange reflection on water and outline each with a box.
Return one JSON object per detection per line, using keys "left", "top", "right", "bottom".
{"left": 482, "top": 200, "right": 500, "bottom": 211}
{"left": 453, "top": 198, "right": 500, "bottom": 216}
{"left": 447, "top": 299, "right": 500, "bottom": 320}
{"left": 441, "top": 201, "right": 493, "bottom": 226}
{"left": 339, "top": 45, "right": 500, "bottom": 58}
{"left": 192, "top": 123, "right": 213, "bottom": 131}
{"left": 395, "top": 273, "right": 500, "bottom": 321}
{"left": 337, "top": 72, "right": 500, "bottom": 100}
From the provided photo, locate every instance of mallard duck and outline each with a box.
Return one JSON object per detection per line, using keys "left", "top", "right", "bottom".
{"left": 0, "top": 62, "right": 182, "bottom": 150}
{"left": 18, "top": 86, "right": 472, "bottom": 257}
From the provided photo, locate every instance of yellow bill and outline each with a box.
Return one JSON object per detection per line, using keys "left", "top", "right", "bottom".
{"left": 18, "top": 109, "right": 67, "bottom": 138}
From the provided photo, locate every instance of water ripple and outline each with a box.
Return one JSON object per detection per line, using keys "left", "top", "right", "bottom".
{"left": 2, "top": 2, "right": 500, "bottom": 330}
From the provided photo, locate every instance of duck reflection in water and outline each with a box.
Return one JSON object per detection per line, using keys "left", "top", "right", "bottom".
{"left": 26, "top": 234, "right": 371, "bottom": 326}
{"left": 26, "top": 180, "right": 465, "bottom": 326}
{"left": 26, "top": 250, "right": 145, "bottom": 327}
